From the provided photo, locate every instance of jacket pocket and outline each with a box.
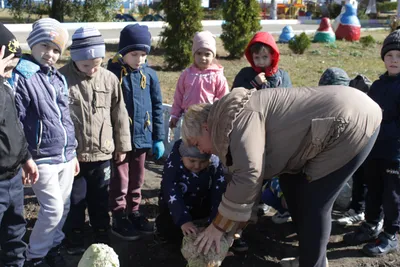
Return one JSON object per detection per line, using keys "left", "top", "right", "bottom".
{"left": 99, "top": 120, "right": 114, "bottom": 154}
{"left": 36, "top": 120, "right": 43, "bottom": 155}
{"left": 93, "top": 87, "right": 110, "bottom": 109}
{"left": 301, "top": 117, "right": 336, "bottom": 161}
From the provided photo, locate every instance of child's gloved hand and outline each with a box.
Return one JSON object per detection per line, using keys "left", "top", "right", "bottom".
{"left": 152, "top": 140, "right": 165, "bottom": 160}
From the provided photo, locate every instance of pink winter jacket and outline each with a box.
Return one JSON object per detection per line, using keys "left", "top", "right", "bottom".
{"left": 170, "top": 64, "right": 229, "bottom": 119}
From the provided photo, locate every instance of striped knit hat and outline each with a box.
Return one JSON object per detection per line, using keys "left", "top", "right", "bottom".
{"left": 27, "top": 18, "right": 69, "bottom": 53}
{"left": 70, "top": 27, "right": 105, "bottom": 61}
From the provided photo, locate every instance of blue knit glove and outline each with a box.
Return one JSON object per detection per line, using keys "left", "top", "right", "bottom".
{"left": 152, "top": 140, "right": 165, "bottom": 160}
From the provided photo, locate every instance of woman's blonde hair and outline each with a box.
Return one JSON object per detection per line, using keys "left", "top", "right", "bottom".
{"left": 181, "top": 103, "right": 212, "bottom": 145}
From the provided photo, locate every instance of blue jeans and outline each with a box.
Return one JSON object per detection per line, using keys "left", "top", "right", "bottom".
{"left": 0, "top": 170, "right": 26, "bottom": 267}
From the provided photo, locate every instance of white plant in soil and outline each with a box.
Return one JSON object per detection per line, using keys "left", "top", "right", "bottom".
{"left": 181, "top": 233, "right": 233, "bottom": 267}
{"left": 78, "top": 243, "right": 119, "bottom": 267}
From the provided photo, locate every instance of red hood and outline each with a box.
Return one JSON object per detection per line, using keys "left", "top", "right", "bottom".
{"left": 245, "top": 32, "right": 280, "bottom": 76}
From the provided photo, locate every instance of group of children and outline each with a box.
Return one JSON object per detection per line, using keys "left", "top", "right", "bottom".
{"left": 0, "top": 16, "right": 399, "bottom": 267}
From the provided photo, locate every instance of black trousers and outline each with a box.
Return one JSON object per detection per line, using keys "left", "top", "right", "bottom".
{"left": 364, "top": 158, "right": 400, "bottom": 235}
{"left": 155, "top": 200, "right": 210, "bottom": 244}
{"left": 63, "top": 161, "right": 111, "bottom": 240}
{"left": 279, "top": 129, "right": 378, "bottom": 267}
{"left": 348, "top": 166, "right": 367, "bottom": 213}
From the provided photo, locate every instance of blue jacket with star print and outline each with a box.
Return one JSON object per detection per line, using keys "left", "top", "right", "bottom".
{"left": 159, "top": 139, "right": 226, "bottom": 227}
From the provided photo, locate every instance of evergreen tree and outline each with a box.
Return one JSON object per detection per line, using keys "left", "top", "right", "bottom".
{"left": 160, "top": 0, "right": 203, "bottom": 70}
{"left": 221, "top": 0, "right": 262, "bottom": 59}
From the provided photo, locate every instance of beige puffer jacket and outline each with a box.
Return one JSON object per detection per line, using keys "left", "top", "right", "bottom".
{"left": 210, "top": 86, "right": 382, "bottom": 232}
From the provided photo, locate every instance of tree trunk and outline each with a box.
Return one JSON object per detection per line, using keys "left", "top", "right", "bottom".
{"left": 270, "top": 0, "right": 277, "bottom": 20}
{"left": 51, "top": 0, "right": 64, "bottom": 22}
{"left": 365, "top": 0, "right": 376, "bottom": 15}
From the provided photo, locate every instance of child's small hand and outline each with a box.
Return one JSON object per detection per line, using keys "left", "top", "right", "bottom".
{"left": 114, "top": 152, "right": 126, "bottom": 163}
{"left": 169, "top": 117, "right": 179, "bottom": 129}
{"left": 255, "top": 72, "right": 266, "bottom": 85}
{"left": 22, "top": 159, "right": 39, "bottom": 185}
{"left": 74, "top": 157, "right": 80, "bottom": 176}
{"left": 0, "top": 45, "right": 15, "bottom": 77}
{"left": 181, "top": 221, "right": 198, "bottom": 236}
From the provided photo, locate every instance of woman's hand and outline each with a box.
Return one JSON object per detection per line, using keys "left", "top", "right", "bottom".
{"left": 181, "top": 221, "right": 198, "bottom": 236}
{"left": 194, "top": 223, "right": 224, "bottom": 255}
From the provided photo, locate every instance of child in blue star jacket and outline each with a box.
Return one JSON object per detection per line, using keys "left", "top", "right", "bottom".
{"left": 156, "top": 139, "right": 226, "bottom": 243}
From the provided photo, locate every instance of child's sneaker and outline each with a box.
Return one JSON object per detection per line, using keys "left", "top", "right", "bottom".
{"left": 64, "top": 229, "right": 85, "bottom": 255}
{"left": 24, "top": 258, "right": 50, "bottom": 267}
{"left": 272, "top": 211, "right": 292, "bottom": 224}
{"left": 128, "top": 211, "right": 154, "bottom": 235}
{"left": 230, "top": 237, "right": 249, "bottom": 252}
{"left": 257, "top": 203, "right": 271, "bottom": 216}
{"left": 337, "top": 209, "right": 365, "bottom": 226}
{"left": 343, "top": 222, "right": 382, "bottom": 245}
{"left": 111, "top": 212, "right": 141, "bottom": 241}
{"left": 45, "top": 245, "right": 66, "bottom": 267}
{"left": 362, "top": 232, "right": 398, "bottom": 257}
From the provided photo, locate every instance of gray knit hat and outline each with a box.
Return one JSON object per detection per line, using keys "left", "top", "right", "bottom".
{"left": 27, "top": 18, "right": 69, "bottom": 53}
{"left": 70, "top": 27, "right": 105, "bottom": 61}
{"left": 179, "top": 141, "right": 211, "bottom": 160}
{"left": 318, "top": 67, "right": 350, "bottom": 86}
{"left": 381, "top": 30, "right": 400, "bottom": 60}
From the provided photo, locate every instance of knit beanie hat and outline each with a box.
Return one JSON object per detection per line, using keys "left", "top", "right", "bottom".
{"left": 70, "top": 27, "right": 105, "bottom": 61}
{"left": 192, "top": 31, "right": 216, "bottom": 56}
{"left": 381, "top": 30, "right": 400, "bottom": 60}
{"left": 318, "top": 67, "right": 350, "bottom": 86}
{"left": 0, "top": 23, "right": 21, "bottom": 58}
{"left": 179, "top": 141, "right": 211, "bottom": 160}
{"left": 27, "top": 18, "right": 69, "bottom": 53}
{"left": 118, "top": 24, "right": 151, "bottom": 56}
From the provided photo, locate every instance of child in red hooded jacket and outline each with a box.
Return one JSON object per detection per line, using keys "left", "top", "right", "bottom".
{"left": 232, "top": 32, "right": 292, "bottom": 89}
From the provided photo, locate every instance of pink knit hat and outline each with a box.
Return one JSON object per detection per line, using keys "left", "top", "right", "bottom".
{"left": 192, "top": 31, "right": 216, "bottom": 56}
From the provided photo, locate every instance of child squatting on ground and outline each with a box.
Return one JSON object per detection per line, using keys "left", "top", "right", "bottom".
{"left": 318, "top": 67, "right": 372, "bottom": 227}
{"left": 155, "top": 139, "right": 227, "bottom": 244}
{"left": 0, "top": 23, "right": 39, "bottom": 267}
{"left": 13, "top": 18, "right": 80, "bottom": 267}
{"left": 59, "top": 27, "right": 132, "bottom": 255}
{"left": 107, "top": 24, "right": 165, "bottom": 241}
{"left": 169, "top": 30, "right": 229, "bottom": 129}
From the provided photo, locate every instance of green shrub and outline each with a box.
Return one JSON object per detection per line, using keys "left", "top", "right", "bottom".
{"left": 221, "top": 0, "right": 261, "bottom": 59}
{"left": 138, "top": 4, "right": 150, "bottom": 16}
{"left": 359, "top": 35, "right": 376, "bottom": 48}
{"left": 377, "top": 2, "right": 397, "bottom": 13}
{"left": 160, "top": 0, "right": 203, "bottom": 70}
{"left": 289, "top": 33, "right": 311, "bottom": 54}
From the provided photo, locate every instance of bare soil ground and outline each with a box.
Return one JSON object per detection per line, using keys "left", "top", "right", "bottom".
{"left": 22, "top": 159, "right": 400, "bottom": 267}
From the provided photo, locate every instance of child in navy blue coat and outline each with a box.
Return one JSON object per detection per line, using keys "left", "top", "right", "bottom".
{"left": 155, "top": 139, "right": 226, "bottom": 244}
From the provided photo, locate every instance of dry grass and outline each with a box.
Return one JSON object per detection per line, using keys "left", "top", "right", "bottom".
{"left": 56, "top": 30, "right": 389, "bottom": 105}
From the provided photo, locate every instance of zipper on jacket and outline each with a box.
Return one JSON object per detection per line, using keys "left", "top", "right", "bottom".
{"left": 47, "top": 74, "right": 68, "bottom": 162}
{"left": 36, "top": 120, "right": 43, "bottom": 155}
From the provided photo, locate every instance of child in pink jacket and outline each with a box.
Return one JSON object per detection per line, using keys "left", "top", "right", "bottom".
{"left": 169, "top": 31, "right": 229, "bottom": 128}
